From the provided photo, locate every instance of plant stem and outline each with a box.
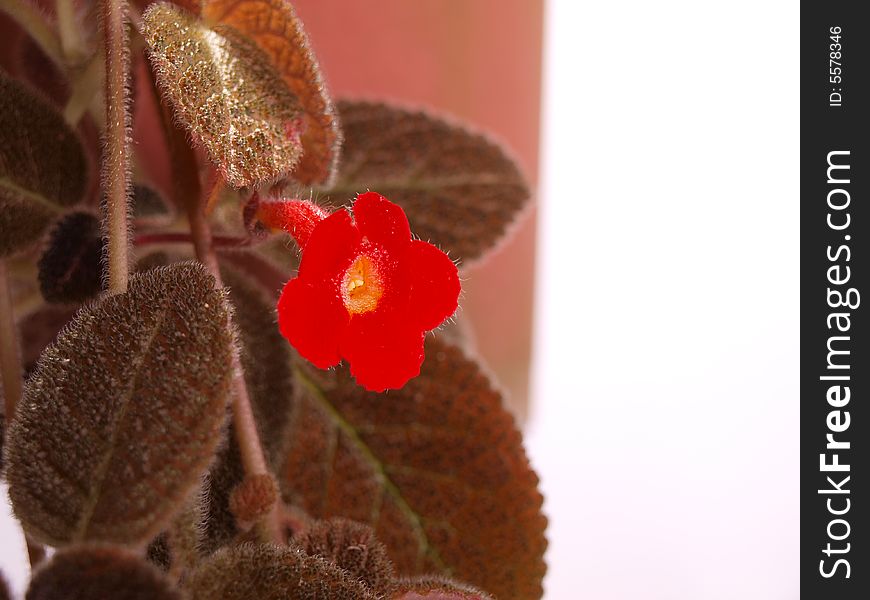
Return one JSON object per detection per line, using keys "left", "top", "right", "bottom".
{"left": 0, "top": 261, "right": 47, "bottom": 569}
{"left": 0, "top": 0, "right": 65, "bottom": 69}
{"left": 186, "top": 181, "right": 282, "bottom": 544}
{"left": 100, "top": 0, "right": 131, "bottom": 295}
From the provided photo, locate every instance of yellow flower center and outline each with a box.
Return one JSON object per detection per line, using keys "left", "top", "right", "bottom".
{"left": 342, "top": 255, "right": 383, "bottom": 315}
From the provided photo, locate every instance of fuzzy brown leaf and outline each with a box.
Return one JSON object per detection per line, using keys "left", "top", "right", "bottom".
{"left": 393, "top": 576, "right": 496, "bottom": 600}
{"left": 282, "top": 338, "right": 547, "bottom": 600}
{"left": 201, "top": 0, "right": 341, "bottom": 185}
{"left": 184, "top": 543, "right": 377, "bottom": 600}
{"left": 5, "top": 263, "right": 234, "bottom": 546}
{"left": 0, "top": 73, "right": 87, "bottom": 256}
{"left": 142, "top": 2, "right": 304, "bottom": 188}
{"left": 26, "top": 544, "right": 182, "bottom": 600}
{"left": 292, "top": 518, "right": 396, "bottom": 596}
{"left": 320, "top": 101, "right": 529, "bottom": 263}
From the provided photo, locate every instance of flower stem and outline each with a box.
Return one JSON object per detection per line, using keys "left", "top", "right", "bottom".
{"left": 186, "top": 179, "right": 282, "bottom": 544}
{"left": 100, "top": 0, "right": 131, "bottom": 295}
{"left": 0, "top": 261, "right": 46, "bottom": 569}
{"left": 134, "top": 232, "right": 251, "bottom": 248}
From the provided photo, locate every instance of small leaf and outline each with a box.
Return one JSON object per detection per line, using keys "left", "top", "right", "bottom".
{"left": 37, "top": 211, "right": 103, "bottom": 304}
{"left": 229, "top": 473, "right": 278, "bottom": 525}
{"left": 0, "top": 73, "right": 88, "bottom": 257}
{"left": 201, "top": 0, "right": 341, "bottom": 185}
{"left": 292, "top": 518, "right": 396, "bottom": 597}
{"left": 26, "top": 544, "right": 182, "bottom": 600}
{"left": 183, "top": 543, "right": 377, "bottom": 600}
{"left": 322, "top": 101, "right": 530, "bottom": 263}
{"left": 142, "top": 2, "right": 304, "bottom": 188}
{"left": 5, "top": 263, "right": 235, "bottom": 546}
{"left": 281, "top": 338, "right": 547, "bottom": 600}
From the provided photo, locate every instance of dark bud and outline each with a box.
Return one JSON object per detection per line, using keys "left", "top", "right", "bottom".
{"left": 37, "top": 211, "right": 103, "bottom": 303}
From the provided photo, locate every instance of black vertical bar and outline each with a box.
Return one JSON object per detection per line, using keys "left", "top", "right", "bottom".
{"left": 802, "top": 3, "right": 868, "bottom": 598}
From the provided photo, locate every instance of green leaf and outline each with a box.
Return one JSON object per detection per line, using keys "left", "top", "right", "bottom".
{"left": 142, "top": 2, "right": 305, "bottom": 188}
{"left": 6, "top": 263, "right": 235, "bottom": 546}
{"left": 0, "top": 72, "right": 88, "bottom": 257}
{"left": 281, "top": 338, "right": 547, "bottom": 600}
{"left": 321, "top": 101, "right": 530, "bottom": 263}
{"left": 183, "top": 543, "right": 377, "bottom": 600}
{"left": 26, "top": 545, "right": 182, "bottom": 600}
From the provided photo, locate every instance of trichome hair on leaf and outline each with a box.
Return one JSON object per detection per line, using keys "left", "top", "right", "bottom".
{"left": 37, "top": 211, "right": 104, "bottom": 304}
{"left": 5, "top": 263, "right": 235, "bottom": 547}
{"left": 0, "top": 72, "right": 88, "bottom": 257}
{"left": 183, "top": 543, "right": 378, "bottom": 600}
{"left": 25, "top": 544, "right": 182, "bottom": 600}
{"left": 281, "top": 338, "right": 547, "bottom": 600}
{"left": 200, "top": 0, "right": 342, "bottom": 186}
{"left": 142, "top": 2, "right": 305, "bottom": 188}
{"left": 291, "top": 517, "right": 397, "bottom": 597}
{"left": 393, "top": 575, "right": 496, "bottom": 600}
{"left": 229, "top": 473, "right": 279, "bottom": 526}
{"left": 321, "top": 101, "right": 530, "bottom": 264}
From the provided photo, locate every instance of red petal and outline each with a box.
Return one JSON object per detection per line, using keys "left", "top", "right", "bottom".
{"left": 299, "top": 209, "right": 361, "bottom": 279}
{"left": 340, "top": 312, "right": 425, "bottom": 392}
{"left": 407, "top": 240, "right": 460, "bottom": 330}
{"left": 277, "top": 277, "right": 349, "bottom": 368}
{"left": 352, "top": 192, "right": 411, "bottom": 250}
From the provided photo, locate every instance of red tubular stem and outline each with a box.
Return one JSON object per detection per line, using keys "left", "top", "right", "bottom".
{"left": 255, "top": 197, "right": 329, "bottom": 248}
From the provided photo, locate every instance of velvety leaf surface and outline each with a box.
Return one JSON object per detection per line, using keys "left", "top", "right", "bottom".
{"left": 281, "top": 338, "right": 547, "bottom": 600}
{"left": 142, "top": 2, "right": 304, "bottom": 188}
{"left": 26, "top": 545, "right": 182, "bottom": 600}
{"left": 183, "top": 543, "right": 377, "bottom": 600}
{"left": 393, "top": 576, "right": 495, "bottom": 600}
{"left": 0, "top": 73, "right": 87, "bottom": 256}
{"left": 292, "top": 518, "right": 396, "bottom": 596}
{"left": 321, "top": 101, "right": 529, "bottom": 263}
{"left": 6, "top": 263, "right": 234, "bottom": 546}
{"left": 201, "top": 0, "right": 341, "bottom": 185}
{"left": 37, "top": 211, "right": 103, "bottom": 303}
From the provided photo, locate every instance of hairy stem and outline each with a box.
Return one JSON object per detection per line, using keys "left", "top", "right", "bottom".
{"left": 100, "top": 0, "right": 131, "bottom": 294}
{"left": 0, "top": 0, "right": 65, "bottom": 68}
{"left": 0, "top": 261, "right": 47, "bottom": 569}
{"left": 186, "top": 181, "right": 282, "bottom": 544}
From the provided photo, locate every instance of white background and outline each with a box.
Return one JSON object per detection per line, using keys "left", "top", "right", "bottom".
{"left": 1, "top": 0, "right": 799, "bottom": 598}
{"left": 525, "top": 0, "right": 799, "bottom": 598}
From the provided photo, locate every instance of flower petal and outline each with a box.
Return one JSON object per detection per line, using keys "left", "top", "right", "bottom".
{"left": 277, "top": 277, "right": 349, "bottom": 368}
{"left": 340, "top": 312, "right": 425, "bottom": 392}
{"left": 299, "top": 209, "right": 361, "bottom": 279}
{"left": 352, "top": 192, "right": 411, "bottom": 250}
{"left": 407, "top": 240, "right": 460, "bottom": 331}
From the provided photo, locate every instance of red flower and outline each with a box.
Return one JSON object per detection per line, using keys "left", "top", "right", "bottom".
{"left": 262, "top": 192, "right": 460, "bottom": 391}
